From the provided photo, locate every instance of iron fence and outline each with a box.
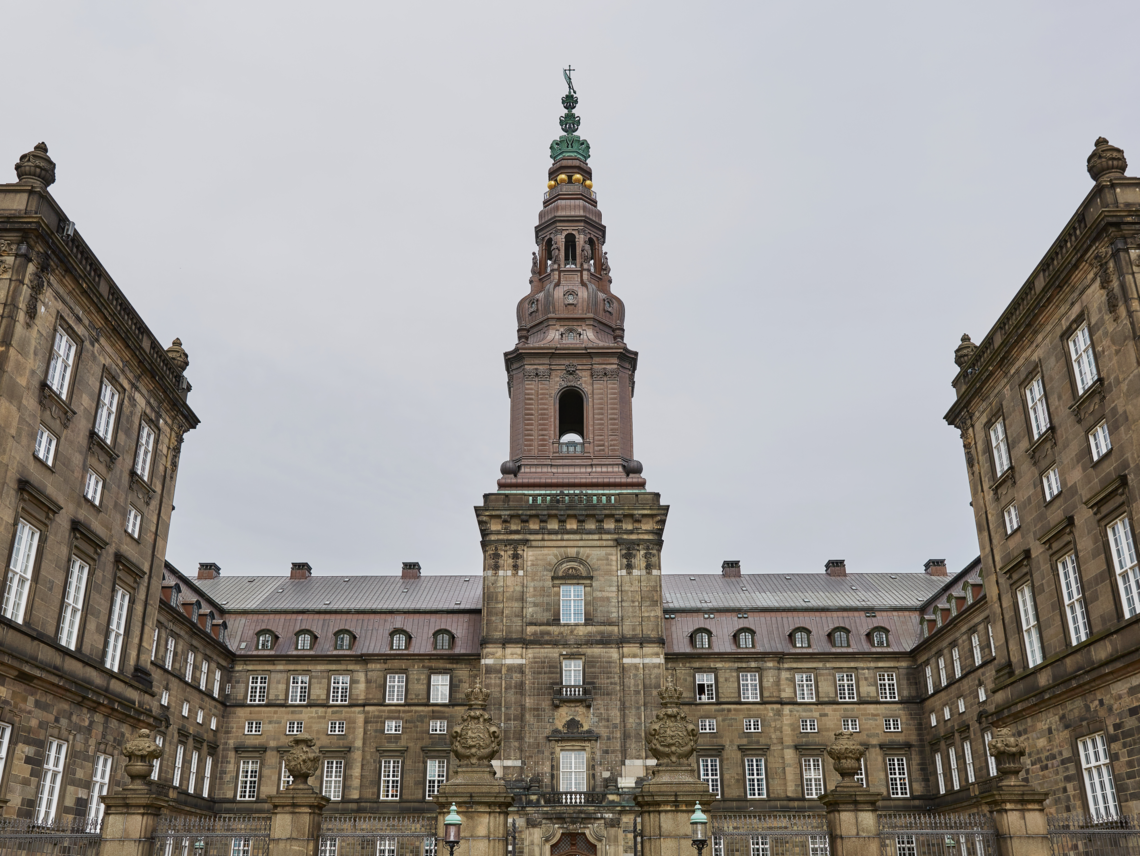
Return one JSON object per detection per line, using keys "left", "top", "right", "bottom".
{"left": 0, "top": 815, "right": 101, "bottom": 855}
{"left": 318, "top": 813, "right": 437, "bottom": 856}
{"left": 711, "top": 813, "right": 830, "bottom": 856}
{"left": 151, "top": 813, "right": 270, "bottom": 856}
{"left": 1048, "top": 812, "right": 1140, "bottom": 854}
{"left": 878, "top": 813, "right": 995, "bottom": 856}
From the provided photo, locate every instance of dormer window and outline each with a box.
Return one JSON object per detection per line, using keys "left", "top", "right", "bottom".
{"left": 831, "top": 628, "right": 850, "bottom": 648}
{"left": 735, "top": 629, "right": 754, "bottom": 649}
{"left": 558, "top": 389, "right": 585, "bottom": 454}
{"left": 433, "top": 631, "right": 454, "bottom": 651}
{"left": 391, "top": 631, "right": 409, "bottom": 651}
{"left": 792, "top": 628, "right": 811, "bottom": 649}
{"left": 256, "top": 631, "right": 276, "bottom": 651}
{"left": 692, "top": 630, "right": 711, "bottom": 649}
{"left": 870, "top": 628, "right": 890, "bottom": 648}
{"left": 335, "top": 631, "right": 354, "bottom": 651}
{"left": 295, "top": 632, "right": 314, "bottom": 651}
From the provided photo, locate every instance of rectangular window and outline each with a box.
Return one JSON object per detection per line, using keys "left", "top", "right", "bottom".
{"left": 985, "top": 731, "right": 997, "bottom": 777}
{"left": 323, "top": 759, "right": 344, "bottom": 801}
{"left": 173, "top": 744, "right": 184, "bottom": 789}
{"left": 160, "top": 689, "right": 169, "bottom": 706}
{"left": 134, "top": 423, "right": 155, "bottom": 481}
{"left": 952, "top": 648, "right": 961, "bottom": 679}
{"left": 971, "top": 632, "right": 982, "bottom": 665}
{"left": 430, "top": 674, "right": 450, "bottom": 704}
{"left": 1057, "top": 554, "right": 1090, "bottom": 644}
{"left": 244, "top": 721, "right": 262, "bottom": 735}
{"left": 943, "top": 705, "right": 951, "bottom": 721}
{"left": 84, "top": 469, "right": 104, "bottom": 505}
{"left": 562, "top": 659, "right": 583, "bottom": 686}
{"left": 1070, "top": 324, "right": 1098, "bottom": 394}
{"left": 289, "top": 675, "right": 310, "bottom": 704}
{"left": 978, "top": 685, "right": 987, "bottom": 702}
{"left": 854, "top": 758, "right": 866, "bottom": 788}
{"left": 1089, "top": 421, "right": 1112, "bottom": 461}
{"left": 560, "top": 584, "right": 584, "bottom": 623}
{"left": 1017, "top": 583, "right": 1044, "bottom": 667}
{"left": 199, "top": 660, "right": 209, "bottom": 691}
{"left": 1108, "top": 516, "right": 1140, "bottom": 618}
{"left": 695, "top": 672, "right": 716, "bottom": 702}
{"left": 743, "top": 718, "right": 762, "bottom": 732}
{"left": 895, "top": 836, "right": 917, "bottom": 856}
{"left": 280, "top": 760, "right": 294, "bottom": 791}
{"left": 104, "top": 586, "right": 130, "bottom": 671}
{"left": 884, "top": 718, "right": 902, "bottom": 733}
{"left": 58, "top": 556, "right": 89, "bottom": 650}
{"left": 287, "top": 721, "right": 304, "bottom": 735}
{"left": 379, "top": 758, "right": 401, "bottom": 800}
{"left": 800, "top": 719, "right": 818, "bottom": 733}
{"left": 214, "top": 669, "right": 222, "bottom": 698}
{"left": 210, "top": 716, "right": 217, "bottom": 731}
{"left": 328, "top": 721, "right": 346, "bottom": 735}
{"left": 247, "top": 675, "right": 268, "bottom": 704}
{"left": 202, "top": 756, "right": 212, "bottom": 799}
{"left": 924, "top": 665, "right": 933, "bottom": 695}
{"left": 795, "top": 673, "right": 816, "bottom": 702}
{"left": 94, "top": 381, "right": 119, "bottom": 442}
{"left": 430, "top": 719, "right": 448, "bottom": 734}
{"left": 47, "top": 329, "right": 76, "bottom": 398}
{"left": 699, "top": 718, "right": 716, "bottom": 733}
{"left": 739, "top": 672, "right": 760, "bottom": 701}
{"left": 1025, "top": 376, "right": 1050, "bottom": 440}
{"left": 196, "top": 709, "right": 203, "bottom": 725}
{"left": 744, "top": 757, "right": 766, "bottom": 798}
{"left": 87, "top": 753, "right": 112, "bottom": 823}
{"left": 801, "top": 757, "right": 824, "bottom": 798}
{"left": 1043, "top": 467, "right": 1062, "bottom": 503}
{"left": 188, "top": 749, "right": 198, "bottom": 794}
{"left": 0, "top": 723, "right": 10, "bottom": 787}
{"left": 126, "top": 506, "right": 142, "bottom": 539}
{"left": 426, "top": 759, "right": 447, "bottom": 798}
{"left": 560, "top": 749, "right": 587, "bottom": 792}
{"left": 34, "top": 426, "right": 57, "bottom": 466}
{"left": 386, "top": 674, "right": 405, "bottom": 704}
{"left": 877, "top": 672, "right": 898, "bottom": 701}
{"left": 330, "top": 674, "right": 351, "bottom": 704}
{"left": 699, "top": 757, "right": 721, "bottom": 798}
{"left": 963, "top": 740, "right": 975, "bottom": 784}
{"left": 841, "top": 718, "right": 859, "bottom": 732}
{"left": 237, "top": 759, "right": 259, "bottom": 800}
{"left": 385, "top": 720, "right": 402, "bottom": 734}
{"left": 164, "top": 637, "right": 175, "bottom": 669}
{"left": 938, "top": 656, "right": 947, "bottom": 686}
{"left": 886, "top": 756, "right": 910, "bottom": 798}
{"left": 184, "top": 651, "right": 195, "bottom": 682}
{"left": 1003, "top": 502, "right": 1020, "bottom": 535}
{"left": 949, "top": 746, "right": 960, "bottom": 790}
{"left": 35, "top": 739, "right": 68, "bottom": 823}
{"left": 930, "top": 712, "right": 937, "bottom": 727}
{"left": 988, "top": 623, "right": 995, "bottom": 657}
{"left": 957, "top": 697, "right": 965, "bottom": 714}
{"left": 3, "top": 518, "right": 40, "bottom": 623}
{"left": 150, "top": 734, "right": 163, "bottom": 781}
{"left": 934, "top": 752, "right": 945, "bottom": 795}
{"left": 836, "top": 672, "right": 857, "bottom": 701}
{"left": 990, "top": 419, "right": 1011, "bottom": 476}
{"left": 1079, "top": 733, "right": 1119, "bottom": 820}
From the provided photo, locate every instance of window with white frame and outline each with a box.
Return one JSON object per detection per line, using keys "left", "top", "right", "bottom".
{"left": 943, "top": 705, "right": 951, "bottom": 721}
{"left": 202, "top": 755, "right": 212, "bottom": 799}
{"left": 841, "top": 718, "right": 859, "bottom": 732}
{"left": 430, "top": 674, "right": 450, "bottom": 703}
{"left": 924, "top": 665, "right": 933, "bottom": 695}
{"left": 385, "top": 720, "right": 402, "bottom": 734}
{"left": 150, "top": 734, "right": 163, "bottom": 781}
{"left": 34, "top": 426, "right": 57, "bottom": 466}
{"left": 952, "top": 647, "right": 961, "bottom": 679}
{"left": 934, "top": 752, "right": 946, "bottom": 795}
{"left": 328, "top": 721, "right": 346, "bottom": 735}
{"left": 938, "top": 656, "right": 947, "bottom": 686}
{"left": 963, "top": 740, "right": 975, "bottom": 784}
{"left": 3, "top": 518, "right": 39, "bottom": 624}
{"left": 792, "top": 629, "right": 810, "bottom": 648}
{"left": 196, "top": 709, "right": 203, "bottom": 725}
{"left": 887, "top": 756, "right": 910, "bottom": 798}
{"left": 289, "top": 675, "right": 310, "bottom": 704}
{"left": 1043, "top": 467, "right": 1061, "bottom": 503}
{"left": 699, "top": 757, "right": 721, "bottom": 797}
{"left": 801, "top": 757, "right": 825, "bottom": 798}
{"left": 247, "top": 675, "right": 268, "bottom": 704}
{"left": 287, "top": 721, "right": 304, "bottom": 735}
{"left": 740, "top": 672, "right": 760, "bottom": 702}
{"left": 380, "top": 758, "right": 401, "bottom": 799}
{"left": 188, "top": 749, "right": 199, "bottom": 794}
{"left": 430, "top": 719, "right": 448, "bottom": 734}
{"left": 1078, "top": 733, "right": 1119, "bottom": 820}
{"left": 35, "top": 738, "right": 68, "bottom": 823}
{"left": 744, "top": 718, "right": 762, "bottom": 732}
{"left": 1089, "top": 421, "right": 1112, "bottom": 461}
{"left": 164, "top": 636, "right": 175, "bottom": 669}
{"left": 125, "top": 506, "right": 142, "bottom": 540}
{"left": 989, "top": 419, "right": 1011, "bottom": 476}
{"left": 329, "top": 675, "right": 350, "bottom": 704}
{"left": 800, "top": 719, "right": 818, "bottom": 733}
{"left": 884, "top": 718, "right": 902, "bottom": 733}
{"left": 854, "top": 758, "right": 866, "bottom": 787}
{"left": 1002, "top": 502, "right": 1020, "bottom": 535}
{"left": 695, "top": 672, "right": 716, "bottom": 702}
{"left": 46, "top": 329, "right": 76, "bottom": 398}
{"left": 1108, "top": 516, "right": 1140, "bottom": 618}
{"left": 199, "top": 660, "right": 209, "bottom": 691}
{"left": 281, "top": 760, "right": 293, "bottom": 791}
{"left": 1058, "top": 554, "right": 1090, "bottom": 644}
{"left": 1070, "top": 324, "right": 1098, "bottom": 395}
{"left": 560, "top": 584, "right": 584, "bottom": 623}
{"left": 426, "top": 759, "right": 447, "bottom": 798}
{"left": 210, "top": 716, "right": 217, "bottom": 731}
{"left": 160, "top": 689, "right": 168, "bottom": 706}
{"left": 57, "top": 556, "right": 89, "bottom": 650}
{"left": 971, "top": 632, "right": 982, "bottom": 665}
{"left": 693, "top": 630, "right": 710, "bottom": 649}
{"left": 94, "top": 381, "right": 119, "bottom": 442}
{"left": 745, "top": 757, "right": 767, "bottom": 798}
{"left": 0, "top": 723, "right": 10, "bottom": 787}
{"left": 104, "top": 586, "right": 129, "bottom": 671}
{"left": 134, "top": 422, "right": 155, "bottom": 481}
{"left": 978, "top": 685, "right": 987, "bottom": 702}
{"left": 257, "top": 632, "right": 275, "bottom": 650}
{"left": 173, "top": 744, "right": 184, "bottom": 789}
{"left": 795, "top": 673, "right": 816, "bottom": 702}
{"left": 836, "top": 672, "right": 857, "bottom": 701}
{"left": 984, "top": 731, "right": 997, "bottom": 777}
{"left": 184, "top": 651, "right": 195, "bottom": 683}
{"left": 1024, "top": 376, "right": 1050, "bottom": 440}
{"left": 560, "top": 750, "right": 587, "bottom": 792}
{"left": 988, "top": 623, "right": 996, "bottom": 657}
{"left": 737, "top": 630, "right": 754, "bottom": 648}
{"left": 237, "top": 759, "right": 260, "bottom": 800}
{"left": 213, "top": 669, "right": 221, "bottom": 698}
{"left": 323, "top": 759, "right": 344, "bottom": 801}
{"left": 296, "top": 632, "right": 313, "bottom": 651}
{"left": 386, "top": 674, "right": 406, "bottom": 704}
{"left": 699, "top": 718, "right": 716, "bottom": 733}
{"left": 894, "top": 835, "right": 917, "bottom": 856}
{"left": 83, "top": 469, "right": 104, "bottom": 505}
{"left": 957, "top": 697, "right": 966, "bottom": 714}
{"left": 1017, "top": 583, "right": 1044, "bottom": 667}
{"left": 877, "top": 672, "right": 898, "bottom": 701}
{"left": 245, "top": 721, "right": 262, "bottom": 735}
{"left": 562, "top": 659, "right": 582, "bottom": 686}
{"left": 930, "top": 712, "right": 937, "bottom": 727}
{"left": 87, "top": 753, "right": 112, "bottom": 823}
{"left": 949, "top": 746, "right": 961, "bottom": 790}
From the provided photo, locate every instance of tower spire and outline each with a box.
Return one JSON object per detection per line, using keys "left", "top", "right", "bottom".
{"left": 551, "top": 67, "right": 590, "bottom": 162}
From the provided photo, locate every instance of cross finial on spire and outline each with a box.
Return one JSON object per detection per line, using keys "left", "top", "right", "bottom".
{"left": 563, "top": 66, "right": 576, "bottom": 94}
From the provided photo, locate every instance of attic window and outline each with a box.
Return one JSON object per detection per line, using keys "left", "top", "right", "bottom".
{"left": 295, "top": 632, "right": 315, "bottom": 651}
{"left": 335, "top": 631, "right": 354, "bottom": 651}
{"left": 692, "top": 630, "right": 711, "bottom": 649}
{"left": 256, "top": 632, "right": 275, "bottom": 651}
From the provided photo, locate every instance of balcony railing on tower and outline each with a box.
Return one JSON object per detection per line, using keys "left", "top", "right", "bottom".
{"left": 552, "top": 683, "right": 593, "bottom": 706}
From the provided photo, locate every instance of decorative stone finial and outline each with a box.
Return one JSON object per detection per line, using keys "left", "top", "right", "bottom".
{"left": 282, "top": 734, "right": 321, "bottom": 788}
{"left": 1088, "top": 137, "right": 1127, "bottom": 181}
{"left": 988, "top": 726, "right": 1027, "bottom": 779}
{"left": 450, "top": 682, "right": 502, "bottom": 768}
{"left": 550, "top": 68, "right": 591, "bottom": 162}
{"left": 827, "top": 730, "right": 867, "bottom": 786}
{"left": 954, "top": 333, "right": 977, "bottom": 368}
{"left": 645, "top": 677, "right": 699, "bottom": 767}
{"left": 15, "top": 142, "right": 56, "bottom": 188}
{"left": 122, "top": 729, "right": 164, "bottom": 789}
{"left": 166, "top": 338, "right": 189, "bottom": 373}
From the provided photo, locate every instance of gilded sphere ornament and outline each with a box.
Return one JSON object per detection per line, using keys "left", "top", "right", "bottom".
{"left": 547, "top": 180, "right": 556, "bottom": 190}
{"left": 571, "top": 174, "right": 583, "bottom": 184}
{"left": 583, "top": 180, "right": 593, "bottom": 189}
{"left": 557, "top": 174, "right": 568, "bottom": 184}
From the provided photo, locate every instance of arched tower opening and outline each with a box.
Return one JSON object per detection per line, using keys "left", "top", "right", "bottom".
{"left": 564, "top": 234, "right": 577, "bottom": 268}
{"left": 558, "top": 388, "right": 585, "bottom": 453}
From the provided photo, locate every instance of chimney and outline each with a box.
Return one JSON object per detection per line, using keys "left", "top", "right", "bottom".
{"left": 197, "top": 562, "right": 221, "bottom": 580}
{"left": 721, "top": 560, "right": 741, "bottom": 578}
{"left": 402, "top": 562, "right": 422, "bottom": 580}
{"left": 924, "top": 559, "right": 947, "bottom": 577}
{"left": 825, "top": 559, "right": 847, "bottom": 577}
{"left": 290, "top": 562, "right": 312, "bottom": 580}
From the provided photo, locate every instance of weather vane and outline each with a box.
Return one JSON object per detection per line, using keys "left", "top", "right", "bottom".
{"left": 563, "top": 65, "right": 576, "bottom": 94}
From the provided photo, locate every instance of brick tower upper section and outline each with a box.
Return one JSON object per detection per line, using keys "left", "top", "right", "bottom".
{"left": 497, "top": 76, "right": 644, "bottom": 489}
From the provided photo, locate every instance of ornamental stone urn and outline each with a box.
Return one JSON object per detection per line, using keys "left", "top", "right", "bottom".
{"left": 827, "top": 730, "right": 867, "bottom": 789}
{"left": 988, "top": 726, "right": 1027, "bottom": 780}
{"left": 121, "top": 729, "right": 164, "bottom": 789}
{"left": 954, "top": 334, "right": 977, "bottom": 369}
{"left": 282, "top": 734, "right": 321, "bottom": 789}
{"left": 1088, "top": 137, "right": 1127, "bottom": 181}
{"left": 14, "top": 143, "right": 56, "bottom": 188}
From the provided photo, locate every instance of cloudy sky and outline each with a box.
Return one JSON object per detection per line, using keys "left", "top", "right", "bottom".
{"left": 6, "top": 2, "right": 1139, "bottom": 579}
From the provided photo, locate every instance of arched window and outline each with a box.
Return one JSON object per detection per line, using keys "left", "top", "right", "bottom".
{"left": 558, "top": 389, "right": 585, "bottom": 453}
{"left": 295, "top": 631, "right": 314, "bottom": 651}
{"left": 692, "top": 629, "right": 711, "bottom": 649}
{"left": 792, "top": 628, "right": 811, "bottom": 649}
{"left": 390, "top": 631, "right": 409, "bottom": 651}
{"left": 564, "top": 234, "right": 577, "bottom": 268}
{"left": 434, "top": 631, "right": 454, "bottom": 651}
{"left": 256, "top": 631, "right": 276, "bottom": 651}
{"left": 544, "top": 237, "right": 554, "bottom": 273}
{"left": 831, "top": 628, "right": 850, "bottom": 648}
{"left": 587, "top": 238, "right": 598, "bottom": 272}
{"left": 736, "top": 629, "right": 754, "bottom": 649}
{"left": 871, "top": 628, "right": 890, "bottom": 648}
{"left": 334, "top": 631, "right": 354, "bottom": 651}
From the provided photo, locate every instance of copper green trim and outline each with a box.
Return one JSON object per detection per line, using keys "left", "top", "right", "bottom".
{"left": 551, "top": 67, "right": 590, "bottom": 162}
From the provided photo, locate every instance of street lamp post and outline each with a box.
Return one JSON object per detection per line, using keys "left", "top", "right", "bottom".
{"left": 690, "top": 803, "right": 709, "bottom": 856}
{"left": 443, "top": 803, "right": 463, "bottom": 856}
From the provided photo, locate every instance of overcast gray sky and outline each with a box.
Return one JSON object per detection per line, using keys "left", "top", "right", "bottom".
{"left": 6, "top": 2, "right": 1139, "bottom": 579}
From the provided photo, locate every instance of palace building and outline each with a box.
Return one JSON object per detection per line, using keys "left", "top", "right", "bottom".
{"left": 1, "top": 77, "right": 1139, "bottom": 849}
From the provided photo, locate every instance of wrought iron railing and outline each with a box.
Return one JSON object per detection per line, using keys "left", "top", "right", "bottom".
{"left": 319, "top": 814, "right": 437, "bottom": 856}
{"left": 152, "top": 813, "right": 271, "bottom": 856}
{"left": 1047, "top": 812, "right": 1140, "bottom": 855}
{"left": 878, "top": 813, "right": 996, "bottom": 856}
{"left": 0, "top": 816, "right": 102, "bottom": 855}
{"left": 711, "top": 814, "right": 830, "bottom": 856}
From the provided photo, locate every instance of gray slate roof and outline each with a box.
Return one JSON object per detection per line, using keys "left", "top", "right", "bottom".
{"left": 661, "top": 573, "right": 952, "bottom": 611}
{"left": 194, "top": 574, "right": 482, "bottom": 612}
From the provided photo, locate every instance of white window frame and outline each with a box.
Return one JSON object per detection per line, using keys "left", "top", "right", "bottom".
{"left": 281, "top": 759, "right": 294, "bottom": 791}
{"left": 164, "top": 636, "right": 175, "bottom": 669}
{"left": 430, "top": 674, "right": 450, "bottom": 704}
{"left": 0, "top": 723, "right": 10, "bottom": 787}
{"left": 202, "top": 755, "right": 212, "bottom": 799}
{"left": 739, "top": 672, "right": 760, "bottom": 701}
{"left": 800, "top": 719, "right": 818, "bottom": 733}
{"left": 957, "top": 697, "right": 965, "bottom": 714}
{"left": 1017, "top": 583, "right": 1044, "bottom": 667}
{"left": 330, "top": 674, "right": 351, "bottom": 704}
{"left": 562, "top": 659, "right": 583, "bottom": 686}
{"left": 328, "top": 721, "right": 346, "bottom": 735}
{"left": 930, "top": 712, "right": 937, "bottom": 727}
{"left": 380, "top": 759, "right": 401, "bottom": 800}
{"left": 985, "top": 731, "right": 997, "bottom": 778}
{"left": 971, "top": 632, "right": 982, "bottom": 665}
{"left": 3, "top": 518, "right": 40, "bottom": 624}
{"left": 560, "top": 584, "right": 584, "bottom": 624}
{"left": 94, "top": 380, "right": 119, "bottom": 442}
{"left": 1024, "top": 375, "right": 1050, "bottom": 440}
{"left": 1058, "top": 553, "right": 1090, "bottom": 644}
{"left": 560, "top": 750, "right": 587, "bottom": 792}
{"left": 745, "top": 756, "right": 766, "bottom": 798}
{"left": 134, "top": 422, "right": 156, "bottom": 481}
{"left": 35, "top": 738, "right": 68, "bottom": 823}
{"left": 386, "top": 674, "right": 406, "bottom": 704}
{"left": 836, "top": 672, "right": 857, "bottom": 702}
{"left": 841, "top": 718, "right": 859, "bottom": 732}
{"left": 47, "top": 329, "right": 76, "bottom": 398}
{"left": 937, "top": 656, "right": 947, "bottom": 686}
{"left": 743, "top": 718, "right": 762, "bottom": 732}
{"left": 989, "top": 419, "right": 1011, "bottom": 476}
{"left": 287, "top": 721, "right": 304, "bottom": 735}
{"left": 237, "top": 759, "right": 260, "bottom": 801}
{"left": 187, "top": 749, "right": 199, "bottom": 795}
{"left": 385, "top": 720, "right": 402, "bottom": 734}
{"left": 184, "top": 651, "right": 195, "bottom": 683}
{"left": 247, "top": 674, "right": 268, "bottom": 704}
{"left": 698, "top": 718, "right": 716, "bottom": 733}
{"left": 34, "top": 425, "right": 57, "bottom": 466}
{"left": 877, "top": 672, "right": 898, "bottom": 701}
{"left": 87, "top": 753, "right": 112, "bottom": 823}
{"left": 426, "top": 758, "right": 447, "bottom": 798}
{"left": 934, "top": 752, "right": 945, "bottom": 795}
{"left": 801, "top": 757, "right": 824, "bottom": 799}
{"left": 949, "top": 746, "right": 960, "bottom": 790}
{"left": 1108, "top": 516, "right": 1140, "bottom": 618}
{"left": 978, "top": 685, "right": 987, "bottom": 702}
{"left": 214, "top": 669, "right": 222, "bottom": 698}
{"left": 430, "top": 719, "right": 448, "bottom": 734}
{"left": 886, "top": 756, "right": 910, "bottom": 798}
{"left": 104, "top": 586, "right": 130, "bottom": 671}
{"left": 199, "top": 660, "right": 209, "bottom": 691}
{"left": 699, "top": 757, "right": 721, "bottom": 798}
{"left": 173, "top": 743, "right": 184, "bottom": 789}
{"left": 884, "top": 718, "right": 902, "bottom": 733}
{"left": 289, "top": 675, "right": 310, "bottom": 705}
{"left": 695, "top": 672, "right": 716, "bottom": 703}
{"left": 58, "top": 556, "right": 89, "bottom": 650}
{"left": 924, "top": 665, "right": 933, "bottom": 695}
{"left": 963, "top": 740, "right": 975, "bottom": 784}
{"left": 126, "top": 506, "right": 142, "bottom": 539}
{"left": 1043, "top": 467, "right": 1061, "bottom": 503}
{"left": 1089, "top": 421, "right": 1112, "bottom": 461}
{"left": 1069, "top": 323, "right": 1098, "bottom": 395}
{"left": 795, "top": 673, "right": 815, "bottom": 702}
{"left": 988, "top": 623, "right": 996, "bottom": 657}
{"left": 84, "top": 469, "right": 104, "bottom": 505}
{"left": 952, "top": 647, "right": 961, "bottom": 679}
{"left": 323, "top": 759, "right": 344, "bottom": 801}
{"left": 244, "top": 721, "right": 262, "bottom": 735}
{"left": 1079, "top": 733, "right": 1120, "bottom": 820}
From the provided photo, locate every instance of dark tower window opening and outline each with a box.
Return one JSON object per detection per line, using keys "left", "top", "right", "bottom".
{"left": 558, "top": 389, "right": 585, "bottom": 453}
{"left": 544, "top": 237, "right": 554, "bottom": 273}
{"left": 564, "top": 234, "right": 577, "bottom": 268}
{"left": 587, "top": 237, "right": 597, "bottom": 272}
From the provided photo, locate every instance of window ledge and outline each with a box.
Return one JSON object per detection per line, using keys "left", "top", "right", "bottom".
{"left": 1069, "top": 377, "right": 1106, "bottom": 424}
{"left": 1027, "top": 426, "right": 1056, "bottom": 465}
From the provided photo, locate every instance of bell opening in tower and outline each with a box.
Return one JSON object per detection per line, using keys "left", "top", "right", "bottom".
{"left": 558, "top": 389, "right": 585, "bottom": 454}
{"left": 564, "top": 234, "right": 577, "bottom": 269}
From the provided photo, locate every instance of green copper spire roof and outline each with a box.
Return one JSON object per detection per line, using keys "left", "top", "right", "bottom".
{"left": 550, "top": 67, "right": 590, "bottom": 162}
